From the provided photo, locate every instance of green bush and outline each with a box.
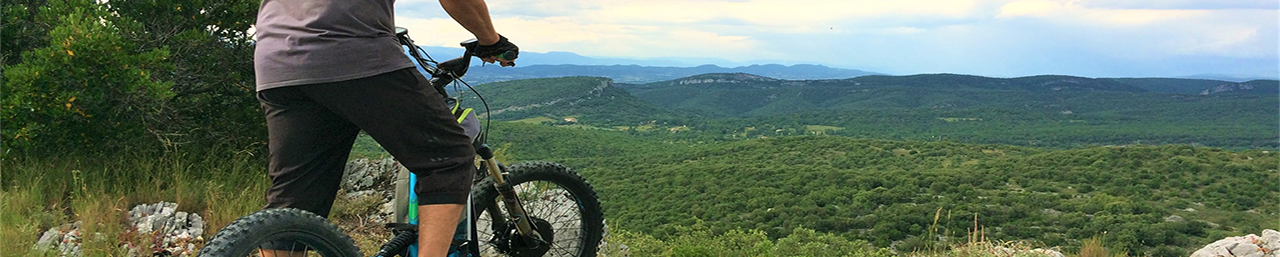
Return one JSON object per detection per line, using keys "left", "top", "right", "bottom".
{"left": 2, "top": 0, "right": 172, "bottom": 153}
{"left": 606, "top": 224, "right": 891, "bottom": 257}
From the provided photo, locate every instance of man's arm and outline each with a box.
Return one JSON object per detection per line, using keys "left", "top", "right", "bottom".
{"left": 439, "top": 0, "right": 501, "bottom": 45}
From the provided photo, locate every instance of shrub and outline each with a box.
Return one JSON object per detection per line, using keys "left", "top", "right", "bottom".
{"left": 2, "top": 0, "right": 172, "bottom": 153}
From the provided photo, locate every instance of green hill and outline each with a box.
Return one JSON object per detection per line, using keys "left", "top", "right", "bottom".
{"left": 605, "top": 73, "right": 1278, "bottom": 148}
{"left": 484, "top": 122, "right": 1279, "bottom": 256}
{"left": 455, "top": 73, "right": 1274, "bottom": 148}
{"left": 1109, "top": 78, "right": 1232, "bottom": 94}
{"left": 458, "top": 76, "right": 678, "bottom": 125}
{"left": 1112, "top": 78, "right": 1279, "bottom": 95}
{"left": 621, "top": 73, "right": 1274, "bottom": 117}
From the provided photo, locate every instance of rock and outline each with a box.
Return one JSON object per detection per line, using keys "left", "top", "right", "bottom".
{"left": 35, "top": 221, "right": 83, "bottom": 256}
{"left": 1041, "top": 208, "right": 1062, "bottom": 217}
{"left": 985, "top": 246, "right": 1065, "bottom": 257}
{"left": 123, "top": 202, "right": 205, "bottom": 256}
{"left": 35, "top": 226, "right": 61, "bottom": 249}
{"left": 341, "top": 158, "right": 401, "bottom": 193}
{"left": 339, "top": 158, "right": 404, "bottom": 222}
{"left": 1031, "top": 248, "right": 1066, "bottom": 257}
{"left": 380, "top": 201, "right": 397, "bottom": 217}
{"left": 1264, "top": 230, "right": 1280, "bottom": 252}
{"left": 1191, "top": 229, "right": 1280, "bottom": 257}
{"left": 1164, "top": 215, "right": 1184, "bottom": 222}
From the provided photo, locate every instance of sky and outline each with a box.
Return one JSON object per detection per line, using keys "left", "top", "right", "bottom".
{"left": 392, "top": 0, "right": 1279, "bottom": 78}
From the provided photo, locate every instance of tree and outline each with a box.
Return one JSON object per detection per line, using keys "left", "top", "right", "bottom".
{"left": 2, "top": 0, "right": 263, "bottom": 153}
{"left": 3, "top": 0, "right": 173, "bottom": 152}
{"left": 775, "top": 227, "right": 893, "bottom": 257}
{"left": 102, "top": 0, "right": 262, "bottom": 150}
{"left": 1, "top": 0, "right": 52, "bottom": 67}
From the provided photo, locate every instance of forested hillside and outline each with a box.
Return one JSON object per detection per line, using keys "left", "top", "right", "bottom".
{"left": 465, "top": 74, "right": 1278, "bottom": 148}
{"left": 482, "top": 122, "right": 1278, "bottom": 256}
{"left": 457, "top": 77, "right": 680, "bottom": 125}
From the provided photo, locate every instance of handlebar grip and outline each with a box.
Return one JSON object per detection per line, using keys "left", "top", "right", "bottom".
{"left": 498, "top": 50, "right": 518, "bottom": 61}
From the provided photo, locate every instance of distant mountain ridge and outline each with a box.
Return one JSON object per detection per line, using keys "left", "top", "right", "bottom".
{"left": 414, "top": 45, "right": 879, "bottom": 84}
{"left": 458, "top": 64, "right": 880, "bottom": 84}
{"left": 621, "top": 73, "right": 1277, "bottom": 117}
{"left": 661, "top": 73, "right": 1148, "bottom": 91}
{"left": 630, "top": 73, "right": 1277, "bottom": 95}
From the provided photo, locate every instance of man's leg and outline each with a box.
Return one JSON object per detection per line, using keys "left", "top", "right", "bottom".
{"left": 300, "top": 68, "right": 477, "bottom": 257}
{"left": 417, "top": 204, "right": 467, "bottom": 257}
{"left": 257, "top": 86, "right": 362, "bottom": 256}
{"left": 259, "top": 86, "right": 361, "bottom": 217}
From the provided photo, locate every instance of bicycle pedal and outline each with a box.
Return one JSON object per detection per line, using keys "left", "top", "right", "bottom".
{"left": 384, "top": 222, "right": 418, "bottom": 232}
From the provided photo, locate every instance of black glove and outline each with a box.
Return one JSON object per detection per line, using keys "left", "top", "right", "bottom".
{"left": 470, "top": 35, "right": 519, "bottom": 64}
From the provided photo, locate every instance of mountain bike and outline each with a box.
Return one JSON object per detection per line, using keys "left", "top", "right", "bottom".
{"left": 198, "top": 28, "right": 605, "bottom": 257}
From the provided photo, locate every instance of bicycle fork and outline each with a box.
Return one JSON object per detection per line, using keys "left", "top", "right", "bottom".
{"left": 478, "top": 145, "right": 549, "bottom": 249}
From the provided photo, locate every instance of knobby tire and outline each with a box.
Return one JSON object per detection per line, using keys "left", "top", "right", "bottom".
{"left": 471, "top": 161, "right": 605, "bottom": 257}
{"left": 198, "top": 208, "right": 361, "bottom": 257}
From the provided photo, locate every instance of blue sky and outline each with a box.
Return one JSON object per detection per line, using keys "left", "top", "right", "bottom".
{"left": 393, "top": 0, "right": 1278, "bottom": 78}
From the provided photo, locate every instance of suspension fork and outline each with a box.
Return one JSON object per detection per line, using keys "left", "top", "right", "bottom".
{"left": 477, "top": 145, "right": 546, "bottom": 246}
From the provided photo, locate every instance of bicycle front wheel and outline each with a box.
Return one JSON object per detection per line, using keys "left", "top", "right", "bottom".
{"left": 198, "top": 208, "right": 361, "bottom": 257}
{"left": 472, "top": 161, "right": 604, "bottom": 257}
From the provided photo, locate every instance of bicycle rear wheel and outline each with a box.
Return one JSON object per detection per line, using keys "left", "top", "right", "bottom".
{"left": 472, "top": 161, "right": 604, "bottom": 257}
{"left": 198, "top": 208, "right": 361, "bottom": 257}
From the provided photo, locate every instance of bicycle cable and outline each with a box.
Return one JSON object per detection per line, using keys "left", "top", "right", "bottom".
{"left": 405, "top": 42, "right": 494, "bottom": 146}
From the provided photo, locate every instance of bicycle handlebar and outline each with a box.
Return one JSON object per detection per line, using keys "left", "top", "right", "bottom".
{"left": 432, "top": 38, "right": 517, "bottom": 85}
{"left": 395, "top": 27, "right": 514, "bottom": 95}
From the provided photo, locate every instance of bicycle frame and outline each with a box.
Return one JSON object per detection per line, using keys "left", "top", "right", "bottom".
{"left": 373, "top": 27, "right": 545, "bottom": 257}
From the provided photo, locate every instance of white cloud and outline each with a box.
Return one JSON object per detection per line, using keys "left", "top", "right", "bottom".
{"left": 395, "top": 0, "right": 1278, "bottom": 77}
{"left": 989, "top": 1, "right": 1273, "bottom": 60}
{"left": 997, "top": 0, "right": 1206, "bottom": 26}
{"left": 1072, "top": 0, "right": 1278, "bottom": 10}
{"left": 997, "top": 0, "right": 1062, "bottom": 18}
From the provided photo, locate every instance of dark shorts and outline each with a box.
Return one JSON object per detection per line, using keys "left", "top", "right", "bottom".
{"left": 257, "top": 68, "right": 476, "bottom": 217}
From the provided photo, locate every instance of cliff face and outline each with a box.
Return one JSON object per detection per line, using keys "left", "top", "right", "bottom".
{"left": 1200, "top": 80, "right": 1280, "bottom": 95}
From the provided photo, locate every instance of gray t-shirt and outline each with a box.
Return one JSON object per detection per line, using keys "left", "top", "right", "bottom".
{"left": 254, "top": 0, "right": 415, "bottom": 91}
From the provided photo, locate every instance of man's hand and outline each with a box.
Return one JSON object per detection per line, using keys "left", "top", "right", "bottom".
{"left": 473, "top": 35, "right": 518, "bottom": 67}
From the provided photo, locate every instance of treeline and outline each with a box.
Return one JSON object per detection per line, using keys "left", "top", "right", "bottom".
{"left": 3, "top": 0, "right": 263, "bottom": 155}
{"left": 640, "top": 86, "right": 1278, "bottom": 149}
{"left": 462, "top": 75, "right": 1277, "bottom": 149}
{"left": 484, "top": 122, "right": 1279, "bottom": 256}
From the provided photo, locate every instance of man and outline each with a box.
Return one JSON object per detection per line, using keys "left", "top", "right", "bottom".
{"left": 253, "top": 0, "right": 518, "bottom": 256}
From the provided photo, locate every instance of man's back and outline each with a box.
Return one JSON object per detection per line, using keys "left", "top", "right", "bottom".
{"left": 254, "top": 0, "right": 414, "bottom": 91}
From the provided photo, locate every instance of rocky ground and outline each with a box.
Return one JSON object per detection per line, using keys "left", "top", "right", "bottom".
{"left": 36, "top": 202, "right": 206, "bottom": 256}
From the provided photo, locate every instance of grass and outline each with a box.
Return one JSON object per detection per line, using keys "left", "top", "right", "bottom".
{"left": 895, "top": 209, "right": 1131, "bottom": 257}
{"left": 0, "top": 183, "right": 65, "bottom": 256}
{"left": 1, "top": 150, "right": 270, "bottom": 256}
